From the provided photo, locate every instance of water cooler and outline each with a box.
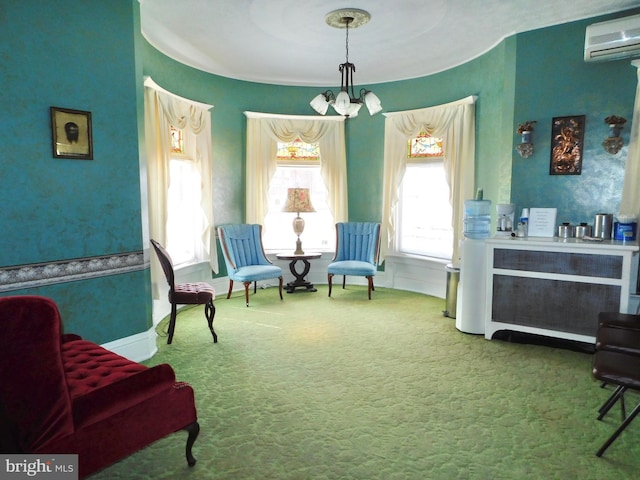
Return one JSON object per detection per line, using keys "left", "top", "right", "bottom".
{"left": 456, "top": 199, "right": 490, "bottom": 334}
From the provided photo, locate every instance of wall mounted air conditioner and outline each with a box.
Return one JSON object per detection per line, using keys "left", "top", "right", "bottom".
{"left": 584, "top": 13, "right": 640, "bottom": 62}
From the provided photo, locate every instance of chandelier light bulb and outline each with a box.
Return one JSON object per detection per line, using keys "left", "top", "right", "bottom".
{"left": 334, "top": 90, "right": 351, "bottom": 114}
{"left": 346, "top": 102, "right": 362, "bottom": 117}
{"left": 310, "top": 94, "right": 330, "bottom": 115}
{"left": 363, "top": 91, "right": 382, "bottom": 115}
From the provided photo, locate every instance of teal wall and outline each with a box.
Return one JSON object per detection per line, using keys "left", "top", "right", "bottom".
{"left": 141, "top": 18, "right": 515, "bottom": 268}
{"left": 512, "top": 11, "right": 640, "bottom": 224}
{"left": 2, "top": 1, "right": 639, "bottom": 343}
{"left": 0, "top": 0, "right": 150, "bottom": 343}
{"left": 7, "top": 271, "right": 149, "bottom": 340}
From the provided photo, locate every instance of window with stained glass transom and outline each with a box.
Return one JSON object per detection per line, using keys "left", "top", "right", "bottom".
{"left": 263, "top": 138, "right": 333, "bottom": 251}
{"left": 166, "top": 125, "right": 205, "bottom": 265}
{"left": 398, "top": 132, "right": 452, "bottom": 259}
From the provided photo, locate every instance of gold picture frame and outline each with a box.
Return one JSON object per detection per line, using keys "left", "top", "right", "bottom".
{"left": 50, "top": 107, "right": 93, "bottom": 160}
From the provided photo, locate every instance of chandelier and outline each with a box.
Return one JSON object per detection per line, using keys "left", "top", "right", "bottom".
{"left": 310, "top": 9, "right": 382, "bottom": 118}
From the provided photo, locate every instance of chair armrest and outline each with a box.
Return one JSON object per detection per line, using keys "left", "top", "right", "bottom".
{"left": 62, "top": 333, "right": 83, "bottom": 343}
{"left": 72, "top": 363, "right": 178, "bottom": 428}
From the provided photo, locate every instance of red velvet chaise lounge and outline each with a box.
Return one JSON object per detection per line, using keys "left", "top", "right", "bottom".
{"left": 0, "top": 295, "right": 199, "bottom": 478}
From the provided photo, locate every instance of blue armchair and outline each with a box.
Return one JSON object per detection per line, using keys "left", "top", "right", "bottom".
{"left": 327, "top": 222, "right": 381, "bottom": 300}
{"left": 218, "top": 224, "right": 283, "bottom": 306}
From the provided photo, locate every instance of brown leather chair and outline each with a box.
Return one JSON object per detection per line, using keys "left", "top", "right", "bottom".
{"left": 592, "top": 312, "right": 640, "bottom": 457}
{"left": 151, "top": 239, "right": 217, "bottom": 344}
{"left": 595, "top": 312, "right": 640, "bottom": 416}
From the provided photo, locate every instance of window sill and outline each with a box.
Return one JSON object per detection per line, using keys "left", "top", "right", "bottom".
{"left": 174, "top": 260, "right": 210, "bottom": 275}
{"left": 384, "top": 252, "right": 451, "bottom": 265}
{"left": 265, "top": 249, "right": 334, "bottom": 256}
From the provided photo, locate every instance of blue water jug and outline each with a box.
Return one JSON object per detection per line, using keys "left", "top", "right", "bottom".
{"left": 463, "top": 200, "right": 491, "bottom": 239}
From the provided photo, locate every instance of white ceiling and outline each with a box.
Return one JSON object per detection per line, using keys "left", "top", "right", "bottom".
{"left": 139, "top": 0, "right": 640, "bottom": 87}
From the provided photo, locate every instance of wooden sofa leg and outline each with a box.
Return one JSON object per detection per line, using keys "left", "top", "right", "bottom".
{"left": 278, "top": 276, "right": 283, "bottom": 300}
{"left": 226, "top": 280, "right": 234, "bottom": 299}
{"left": 184, "top": 421, "right": 200, "bottom": 467}
{"left": 205, "top": 300, "right": 217, "bottom": 343}
{"left": 328, "top": 274, "right": 333, "bottom": 297}
{"left": 367, "top": 276, "right": 373, "bottom": 300}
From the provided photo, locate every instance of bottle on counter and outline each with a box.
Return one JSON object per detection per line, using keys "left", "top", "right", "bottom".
{"left": 519, "top": 208, "right": 529, "bottom": 237}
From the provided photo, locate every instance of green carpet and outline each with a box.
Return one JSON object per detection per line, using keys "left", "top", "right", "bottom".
{"left": 91, "top": 286, "right": 640, "bottom": 479}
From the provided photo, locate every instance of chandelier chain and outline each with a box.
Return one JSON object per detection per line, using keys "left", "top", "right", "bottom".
{"left": 345, "top": 17, "right": 350, "bottom": 63}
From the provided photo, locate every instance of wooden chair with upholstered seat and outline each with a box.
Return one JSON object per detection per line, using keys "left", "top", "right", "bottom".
{"left": 151, "top": 239, "right": 217, "bottom": 344}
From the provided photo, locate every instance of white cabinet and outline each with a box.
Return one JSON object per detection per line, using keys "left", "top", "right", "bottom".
{"left": 484, "top": 237, "right": 639, "bottom": 344}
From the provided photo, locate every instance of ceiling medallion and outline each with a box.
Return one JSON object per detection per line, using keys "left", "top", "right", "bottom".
{"left": 325, "top": 8, "right": 371, "bottom": 29}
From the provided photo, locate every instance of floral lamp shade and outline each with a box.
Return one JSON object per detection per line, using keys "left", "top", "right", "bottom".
{"left": 282, "top": 188, "right": 315, "bottom": 214}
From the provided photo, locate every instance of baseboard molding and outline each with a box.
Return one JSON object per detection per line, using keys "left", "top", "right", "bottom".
{"left": 101, "top": 327, "right": 158, "bottom": 363}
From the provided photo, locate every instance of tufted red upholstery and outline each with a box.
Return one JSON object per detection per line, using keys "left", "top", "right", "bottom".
{"left": 63, "top": 340, "right": 148, "bottom": 398}
{"left": 0, "top": 295, "right": 200, "bottom": 478}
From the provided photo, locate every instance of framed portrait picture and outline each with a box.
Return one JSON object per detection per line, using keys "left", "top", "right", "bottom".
{"left": 50, "top": 107, "right": 93, "bottom": 160}
{"left": 549, "top": 115, "right": 585, "bottom": 175}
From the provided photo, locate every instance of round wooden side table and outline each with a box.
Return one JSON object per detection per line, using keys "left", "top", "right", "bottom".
{"left": 276, "top": 252, "right": 322, "bottom": 293}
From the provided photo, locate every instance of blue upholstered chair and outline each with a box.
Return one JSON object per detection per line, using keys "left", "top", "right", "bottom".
{"left": 327, "top": 222, "right": 381, "bottom": 300}
{"left": 217, "top": 224, "right": 283, "bottom": 306}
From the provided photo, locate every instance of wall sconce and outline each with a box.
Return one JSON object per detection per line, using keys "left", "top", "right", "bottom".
{"left": 602, "top": 115, "right": 626, "bottom": 155}
{"left": 515, "top": 120, "right": 536, "bottom": 158}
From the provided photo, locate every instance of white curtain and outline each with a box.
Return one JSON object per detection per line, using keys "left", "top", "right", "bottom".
{"left": 620, "top": 60, "right": 640, "bottom": 216}
{"left": 144, "top": 77, "right": 218, "bottom": 296}
{"left": 244, "top": 112, "right": 348, "bottom": 225}
{"left": 381, "top": 95, "right": 477, "bottom": 266}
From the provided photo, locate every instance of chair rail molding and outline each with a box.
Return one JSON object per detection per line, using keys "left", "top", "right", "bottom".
{"left": 0, "top": 251, "right": 146, "bottom": 292}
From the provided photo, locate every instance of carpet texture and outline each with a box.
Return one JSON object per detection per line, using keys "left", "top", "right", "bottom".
{"left": 90, "top": 286, "right": 640, "bottom": 479}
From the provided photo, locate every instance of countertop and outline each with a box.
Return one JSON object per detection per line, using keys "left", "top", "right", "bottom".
{"left": 485, "top": 235, "right": 639, "bottom": 252}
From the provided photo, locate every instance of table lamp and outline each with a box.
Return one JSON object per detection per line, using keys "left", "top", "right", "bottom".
{"left": 282, "top": 188, "right": 315, "bottom": 254}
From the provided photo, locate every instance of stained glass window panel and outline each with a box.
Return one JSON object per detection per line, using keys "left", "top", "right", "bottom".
{"left": 170, "top": 125, "right": 185, "bottom": 154}
{"left": 408, "top": 131, "right": 443, "bottom": 158}
{"left": 276, "top": 138, "right": 320, "bottom": 161}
